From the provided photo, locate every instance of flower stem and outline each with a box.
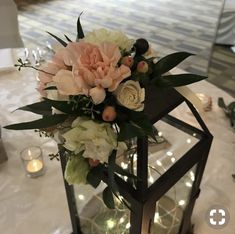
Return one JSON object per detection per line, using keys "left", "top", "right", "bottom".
{"left": 15, "top": 58, "right": 55, "bottom": 76}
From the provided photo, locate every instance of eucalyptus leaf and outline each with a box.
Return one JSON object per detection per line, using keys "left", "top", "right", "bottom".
{"left": 46, "top": 31, "right": 67, "bottom": 47}
{"left": 153, "top": 73, "right": 207, "bottom": 87}
{"left": 4, "top": 114, "right": 68, "bottom": 130}
{"left": 102, "top": 186, "right": 115, "bottom": 209}
{"left": 152, "top": 52, "right": 193, "bottom": 77}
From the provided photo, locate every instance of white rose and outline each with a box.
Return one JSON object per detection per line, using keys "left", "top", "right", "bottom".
{"left": 62, "top": 117, "right": 117, "bottom": 162}
{"left": 84, "top": 28, "right": 134, "bottom": 51}
{"left": 89, "top": 86, "right": 106, "bottom": 104}
{"left": 115, "top": 80, "right": 145, "bottom": 111}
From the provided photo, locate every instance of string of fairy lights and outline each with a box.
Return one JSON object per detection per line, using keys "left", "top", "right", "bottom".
{"left": 75, "top": 130, "right": 197, "bottom": 233}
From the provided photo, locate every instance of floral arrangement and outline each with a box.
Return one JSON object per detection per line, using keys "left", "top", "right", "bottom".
{"left": 5, "top": 15, "right": 206, "bottom": 208}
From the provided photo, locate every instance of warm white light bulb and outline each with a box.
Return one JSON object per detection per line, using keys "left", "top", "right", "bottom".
{"left": 133, "top": 153, "right": 137, "bottom": 162}
{"left": 185, "top": 182, "right": 192, "bottom": 187}
{"left": 156, "top": 160, "right": 162, "bottom": 166}
{"left": 121, "top": 162, "right": 128, "bottom": 169}
{"left": 166, "top": 151, "right": 173, "bottom": 156}
{"left": 178, "top": 200, "right": 185, "bottom": 206}
{"left": 126, "top": 222, "right": 131, "bottom": 229}
{"left": 107, "top": 219, "right": 116, "bottom": 229}
{"left": 186, "top": 138, "right": 192, "bottom": 144}
{"left": 119, "top": 217, "right": 125, "bottom": 224}
{"left": 149, "top": 176, "right": 154, "bottom": 184}
{"left": 171, "top": 157, "right": 176, "bottom": 163}
{"left": 78, "top": 194, "right": 85, "bottom": 200}
{"left": 154, "top": 212, "right": 160, "bottom": 223}
{"left": 158, "top": 131, "right": 163, "bottom": 137}
{"left": 190, "top": 171, "right": 195, "bottom": 181}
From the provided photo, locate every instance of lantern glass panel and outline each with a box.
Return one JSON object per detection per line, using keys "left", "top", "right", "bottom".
{"left": 148, "top": 120, "right": 200, "bottom": 186}
{"left": 150, "top": 164, "right": 198, "bottom": 234}
{"left": 115, "top": 119, "right": 201, "bottom": 184}
{"left": 168, "top": 102, "right": 204, "bottom": 131}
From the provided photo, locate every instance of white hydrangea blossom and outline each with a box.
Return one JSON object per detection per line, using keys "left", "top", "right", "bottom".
{"left": 62, "top": 117, "right": 117, "bottom": 162}
{"left": 84, "top": 28, "right": 134, "bottom": 51}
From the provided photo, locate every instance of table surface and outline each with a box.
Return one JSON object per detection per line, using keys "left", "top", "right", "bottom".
{"left": 0, "top": 52, "right": 234, "bottom": 234}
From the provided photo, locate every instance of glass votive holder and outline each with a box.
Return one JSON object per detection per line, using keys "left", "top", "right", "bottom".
{"left": 20, "top": 146, "right": 45, "bottom": 178}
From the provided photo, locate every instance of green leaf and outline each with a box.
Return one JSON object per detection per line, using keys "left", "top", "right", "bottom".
{"left": 64, "top": 34, "right": 72, "bottom": 42}
{"left": 86, "top": 164, "right": 105, "bottom": 188}
{"left": 76, "top": 12, "right": 84, "bottom": 41}
{"left": 102, "top": 186, "right": 115, "bottom": 209}
{"left": 44, "top": 97, "right": 90, "bottom": 115}
{"left": 46, "top": 31, "right": 67, "bottom": 47}
{"left": 4, "top": 114, "right": 68, "bottom": 130}
{"left": 116, "top": 106, "right": 155, "bottom": 139}
{"left": 128, "top": 111, "right": 155, "bottom": 138}
{"left": 152, "top": 52, "right": 193, "bottom": 77}
{"left": 16, "top": 101, "right": 52, "bottom": 116}
{"left": 153, "top": 73, "right": 207, "bottom": 87}
{"left": 44, "top": 98, "right": 74, "bottom": 114}
{"left": 117, "top": 122, "right": 145, "bottom": 141}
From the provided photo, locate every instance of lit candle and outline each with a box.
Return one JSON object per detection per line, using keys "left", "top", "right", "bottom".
{"left": 26, "top": 159, "right": 43, "bottom": 173}
{"left": 20, "top": 146, "right": 45, "bottom": 178}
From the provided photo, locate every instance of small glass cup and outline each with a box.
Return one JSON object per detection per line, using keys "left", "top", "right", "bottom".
{"left": 20, "top": 146, "right": 45, "bottom": 178}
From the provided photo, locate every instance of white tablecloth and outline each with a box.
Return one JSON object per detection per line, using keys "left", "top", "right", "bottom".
{"left": 0, "top": 54, "right": 234, "bottom": 234}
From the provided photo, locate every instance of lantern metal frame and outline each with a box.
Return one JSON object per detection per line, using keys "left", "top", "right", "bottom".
{"left": 59, "top": 86, "right": 213, "bottom": 234}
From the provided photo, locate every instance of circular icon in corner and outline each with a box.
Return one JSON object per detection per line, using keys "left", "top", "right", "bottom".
{"left": 206, "top": 205, "right": 230, "bottom": 229}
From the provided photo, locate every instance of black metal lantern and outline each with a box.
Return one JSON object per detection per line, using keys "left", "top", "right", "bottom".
{"left": 60, "top": 85, "right": 213, "bottom": 234}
